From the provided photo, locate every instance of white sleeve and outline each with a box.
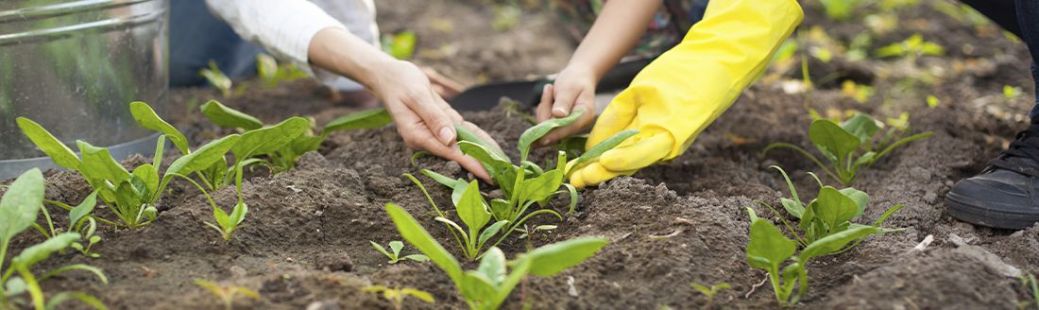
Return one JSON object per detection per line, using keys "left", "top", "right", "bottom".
{"left": 205, "top": 0, "right": 344, "bottom": 65}
{"left": 205, "top": 0, "right": 379, "bottom": 92}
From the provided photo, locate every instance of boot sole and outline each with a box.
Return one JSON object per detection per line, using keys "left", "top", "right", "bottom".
{"left": 946, "top": 191, "right": 1038, "bottom": 230}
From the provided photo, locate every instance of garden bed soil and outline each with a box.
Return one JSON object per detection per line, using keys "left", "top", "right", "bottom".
{"left": 6, "top": 0, "right": 1039, "bottom": 309}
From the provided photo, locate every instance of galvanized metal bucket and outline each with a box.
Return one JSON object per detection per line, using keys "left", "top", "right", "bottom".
{"left": 0, "top": 0, "right": 168, "bottom": 180}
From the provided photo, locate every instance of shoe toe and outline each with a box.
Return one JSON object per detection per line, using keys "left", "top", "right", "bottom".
{"left": 947, "top": 170, "right": 1039, "bottom": 229}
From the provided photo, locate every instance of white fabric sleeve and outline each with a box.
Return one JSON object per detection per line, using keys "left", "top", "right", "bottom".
{"left": 205, "top": 0, "right": 380, "bottom": 92}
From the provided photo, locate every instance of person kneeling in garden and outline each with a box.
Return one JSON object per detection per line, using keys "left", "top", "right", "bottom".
{"left": 537, "top": 0, "right": 1039, "bottom": 230}
{"left": 170, "top": 0, "right": 495, "bottom": 181}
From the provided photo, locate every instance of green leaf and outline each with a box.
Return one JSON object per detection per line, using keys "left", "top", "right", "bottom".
{"left": 519, "top": 169, "right": 563, "bottom": 203}
{"left": 45, "top": 291, "right": 108, "bottom": 310}
{"left": 384, "top": 204, "right": 463, "bottom": 283}
{"left": 421, "top": 169, "right": 469, "bottom": 206}
{"left": 400, "top": 288, "right": 435, "bottom": 303}
{"left": 132, "top": 164, "right": 159, "bottom": 201}
{"left": 457, "top": 181, "right": 491, "bottom": 233}
{"left": 370, "top": 241, "right": 392, "bottom": 259}
{"left": 492, "top": 255, "right": 532, "bottom": 308}
{"left": 456, "top": 124, "right": 506, "bottom": 159}
{"left": 525, "top": 237, "right": 607, "bottom": 277}
{"left": 477, "top": 247, "right": 507, "bottom": 285}
{"left": 872, "top": 204, "right": 904, "bottom": 227}
{"left": 77, "top": 141, "right": 132, "bottom": 185}
{"left": 129, "top": 101, "right": 190, "bottom": 155}
{"left": 808, "top": 119, "right": 860, "bottom": 162}
{"left": 840, "top": 114, "right": 881, "bottom": 144}
{"left": 0, "top": 169, "right": 45, "bottom": 242}
{"left": 813, "top": 186, "right": 860, "bottom": 230}
{"left": 799, "top": 224, "right": 881, "bottom": 261}
{"left": 165, "top": 135, "right": 242, "bottom": 177}
{"left": 570, "top": 129, "right": 638, "bottom": 171}
{"left": 321, "top": 108, "right": 393, "bottom": 135}
{"left": 780, "top": 198, "right": 805, "bottom": 219}
{"left": 518, "top": 109, "right": 584, "bottom": 162}
{"left": 200, "top": 100, "right": 263, "bottom": 130}
{"left": 746, "top": 219, "right": 796, "bottom": 271}
{"left": 403, "top": 254, "right": 430, "bottom": 262}
{"left": 12, "top": 233, "right": 80, "bottom": 269}
{"left": 477, "top": 220, "right": 509, "bottom": 246}
{"left": 383, "top": 31, "right": 417, "bottom": 60}
{"left": 458, "top": 141, "right": 513, "bottom": 175}
{"left": 837, "top": 187, "right": 869, "bottom": 218}
{"left": 389, "top": 241, "right": 405, "bottom": 257}
{"left": 461, "top": 270, "right": 497, "bottom": 307}
{"left": 232, "top": 117, "right": 310, "bottom": 160}
{"left": 69, "top": 191, "right": 99, "bottom": 228}
{"left": 16, "top": 118, "right": 81, "bottom": 170}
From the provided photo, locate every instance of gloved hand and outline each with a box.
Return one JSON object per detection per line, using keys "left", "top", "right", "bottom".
{"left": 568, "top": 0, "right": 803, "bottom": 188}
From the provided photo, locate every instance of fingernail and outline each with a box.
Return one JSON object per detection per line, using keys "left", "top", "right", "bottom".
{"left": 553, "top": 107, "right": 566, "bottom": 116}
{"left": 439, "top": 127, "right": 455, "bottom": 144}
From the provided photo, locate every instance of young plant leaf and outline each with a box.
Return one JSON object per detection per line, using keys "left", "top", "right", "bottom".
{"left": 11, "top": 233, "right": 80, "bottom": 269}
{"left": 799, "top": 224, "right": 880, "bottom": 261}
{"left": 812, "top": 187, "right": 860, "bottom": 230}
{"left": 840, "top": 114, "right": 881, "bottom": 144}
{"left": 457, "top": 181, "right": 491, "bottom": 235}
{"left": 569, "top": 129, "right": 638, "bottom": 172}
{"left": 456, "top": 124, "right": 506, "bottom": 159}
{"left": 130, "top": 101, "right": 190, "bottom": 154}
{"left": 69, "top": 191, "right": 99, "bottom": 228}
{"left": 517, "top": 109, "right": 584, "bottom": 162}
{"left": 16, "top": 118, "right": 81, "bottom": 170}
{"left": 321, "top": 108, "right": 393, "bottom": 135}
{"left": 0, "top": 169, "right": 45, "bottom": 242}
{"left": 165, "top": 135, "right": 242, "bottom": 177}
{"left": 808, "top": 119, "right": 859, "bottom": 162}
{"left": 200, "top": 100, "right": 263, "bottom": 130}
{"left": 231, "top": 117, "right": 310, "bottom": 160}
{"left": 524, "top": 237, "right": 608, "bottom": 277}
{"left": 746, "top": 219, "right": 796, "bottom": 271}
{"left": 385, "top": 203, "right": 463, "bottom": 283}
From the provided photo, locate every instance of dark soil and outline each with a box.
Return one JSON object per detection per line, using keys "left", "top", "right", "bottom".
{"left": 5, "top": 0, "right": 1039, "bottom": 309}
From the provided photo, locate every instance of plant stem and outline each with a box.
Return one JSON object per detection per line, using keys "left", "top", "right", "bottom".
{"left": 762, "top": 143, "right": 841, "bottom": 184}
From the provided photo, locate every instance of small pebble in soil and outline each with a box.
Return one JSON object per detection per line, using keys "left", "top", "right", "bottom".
{"left": 229, "top": 265, "right": 247, "bottom": 278}
{"left": 923, "top": 191, "right": 938, "bottom": 204}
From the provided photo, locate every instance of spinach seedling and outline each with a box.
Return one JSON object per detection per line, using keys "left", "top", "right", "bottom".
{"left": 403, "top": 177, "right": 509, "bottom": 261}
{"left": 36, "top": 191, "right": 104, "bottom": 258}
{"left": 691, "top": 282, "right": 731, "bottom": 309}
{"left": 200, "top": 61, "right": 233, "bottom": 97}
{"left": 385, "top": 203, "right": 607, "bottom": 310}
{"left": 19, "top": 104, "right": 242, "bottom": 229}
{"left": 364, "top": 285, "right": 434, "bottom": 310}
{"left": 256, "top": 54, "right": 307, "bottom": 88}
{"left": 194, "top": 279, "right": 261, "bottom": 310}
{"left": 370, "top": 240, "right": 429, "bottom": 264}
{"left": 745, "top": 166, "right": 903, "bottom": 305}
{"left": 200, "top": 100, "right": 392, "bottom": 171}
{"left": 416, "top": 110, "right": 624, "bottom": 251}
{"left": 0, "top": 169, "right": 109, "bottom": 310}
{"left": 763, "top": 113, "right": 933, "bottom": 185}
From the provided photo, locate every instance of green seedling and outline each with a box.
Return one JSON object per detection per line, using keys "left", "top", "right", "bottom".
{"left": 745, "top": 166, "right": 902, "bottom": 306}
{"left": 381, "top": 31, "right": 417, "bottom": 60}
{"left": 37, "top": 191, "right": 103, "bottom": 258}
{"left": 200, "top": 61, "right": 233, "bottom": 97}
{"left": 385, "top": 203, "right": 607, "bottom": 310}
{"left": 763, "top": 113, "right": 933, "bottom": 185}
{"left": 364, "top": 285, "right": 434, "bottom": 310}
{"left": 404, "top": 178, "right": 510, "bottom": 261}
{"left": 0, "top": 169, "right": 108, "bottom": 310}
{"left": 876, "top": 34, "right": 945, "bottom": 59}
{"left": 200, "top": 100, "right": 392, "bottom": 171}
{"left": 692, "top": 282, "right": 731, "bottom": 309}
{"left": 370, "top": 240, "right": 429, "bottom": 264}
{"left": 819, "top": 0, "right": 864, "bottom": 21}
{"left": 1004, "top": 85, "right": 1024, "bottom": 100}
{"left": 194, "top": 279, "right": 261, "bottom": 310}
{"left": 256, "top": 54, "right": 307, "bottom": 88}
{"left": 417, "top": 109, "right": 631, "bottom": 256}
{"left": 18, "top": 104, "right": 243, "bottom": 229}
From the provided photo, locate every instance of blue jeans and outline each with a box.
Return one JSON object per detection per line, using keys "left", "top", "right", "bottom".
{"left": 169, "top": 0, "right": 263, "bottom": 87}
{"left": 960, "top": 0, "right": 1039, "bottom": 121}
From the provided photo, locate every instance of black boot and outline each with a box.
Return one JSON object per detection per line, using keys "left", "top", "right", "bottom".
{"left": 947, "top": 125, "right": 1039, "bottom": 229}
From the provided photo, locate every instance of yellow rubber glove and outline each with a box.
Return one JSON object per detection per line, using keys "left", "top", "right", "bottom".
{"left": 569, "top": 0, "right": 803, "bottom": 188}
